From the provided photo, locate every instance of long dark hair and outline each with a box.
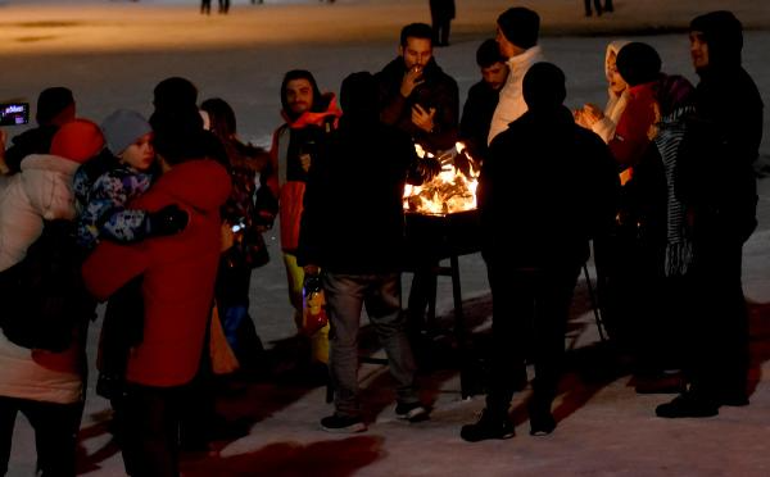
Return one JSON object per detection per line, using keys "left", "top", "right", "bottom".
{"left": 200, "top": 97, "right": 237, "bottom": 140}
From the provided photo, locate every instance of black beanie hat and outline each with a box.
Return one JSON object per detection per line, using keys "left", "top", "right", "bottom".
{"left": 690, "top": 10, "right": 743, "bottom": 69}
{"left": 616, "top": 42, "right": 662, "bottom": 87}
{"left": 497, "top": 7, "right": 540, "bottom": 50}
{"left": 523, "top": 62, "right": 566, "bottom": 111}
{"left": 36, "top": 87, "right": 74, "bottom": 125}
{"left": 340, "top": 71, "right": 378, "bottom": 120}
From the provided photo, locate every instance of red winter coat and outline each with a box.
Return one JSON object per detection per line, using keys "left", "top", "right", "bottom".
{"left": 608, "top": 81, "right": 660, "bottom": 168}
{"left": 82, "top": 159, "right": 231, "bottom": 387}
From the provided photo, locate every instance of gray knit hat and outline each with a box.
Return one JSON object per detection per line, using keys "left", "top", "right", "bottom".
{"left": 101, "top": 109, "right": 152, "bottom": 155}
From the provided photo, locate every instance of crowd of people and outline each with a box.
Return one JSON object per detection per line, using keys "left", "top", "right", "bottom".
{"left": 0, "top": 5, "right": 763, "bottom": 475}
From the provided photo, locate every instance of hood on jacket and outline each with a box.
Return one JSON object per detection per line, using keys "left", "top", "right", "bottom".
{"left": 281, "top": 92, "right": 341, "bottom": 130}
{"left": 690, "top": 10, "right": 744, "bottom": 72}
{"left": 605, "top": 40, "right": 630, "bottom": 90}
{"left": 133, "top": 159, "right": 230, "bottom": 214}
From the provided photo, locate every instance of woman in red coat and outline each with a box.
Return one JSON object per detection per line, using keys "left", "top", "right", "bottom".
{"left": 82, "top": 121, "right": 230, "bottom": 477}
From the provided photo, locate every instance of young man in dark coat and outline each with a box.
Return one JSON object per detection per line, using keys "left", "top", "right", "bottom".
{"left": 375, "top": 22, "right": 460, "bottom": 356}
{"left": 459, "top": 38, "right": 509, "bottom": 163}
{"left": 298, "top": 72, "right": 437, "bottom": 433}
{"left": 656, "top": 10, "right": 764, "bottom": 418}
{"left": 461, "top": 62, "right": 619, "bottom": 442}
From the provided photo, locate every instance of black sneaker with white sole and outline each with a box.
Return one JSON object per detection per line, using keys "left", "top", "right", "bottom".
{"left": 395, "top": 402, "right": 429, "bottom": 422}
{"left": 320, "top": 414, "right": 366, "bottom": 433}
{"left": 460, "top": 409, "right": 515, "bottom": 442}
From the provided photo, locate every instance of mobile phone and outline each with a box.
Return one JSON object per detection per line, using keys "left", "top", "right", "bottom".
{"left": 231, "top": 218, "right": 246, "bottom": 233}
{"left": 0, "top": 103, "right": 30, "bottom": 127}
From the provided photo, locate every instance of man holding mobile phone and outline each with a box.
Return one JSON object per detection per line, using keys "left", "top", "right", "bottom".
{"left": 375, "top": 22, "right": 459, "bottom": 155}
{"left": 375, "top": 22, "right": 460, "bottom": 366}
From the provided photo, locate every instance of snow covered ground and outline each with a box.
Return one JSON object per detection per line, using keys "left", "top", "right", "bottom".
{"left": 2, "top": 1, "right": 770, "bottom": 475}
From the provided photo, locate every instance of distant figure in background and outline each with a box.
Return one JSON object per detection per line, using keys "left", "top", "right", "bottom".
{"left": 584, "top": 0, "right": 613, "bottom": 17}
{"left": 429, "top": 0, "right": 455, "bottom": 47}
{"left": 459, "top": 38, "right": 509, "bottom": 162}
{"left": 0, "top": 86, "right": 76, "bottom": 175}
{"left": 218, "top": 0, "right": 230, "bottom": 14}
{"left": 201, "top": 0, "right": 211, "bottom": 15}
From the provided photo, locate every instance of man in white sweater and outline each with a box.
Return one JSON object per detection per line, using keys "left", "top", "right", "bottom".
{"left": 487, "top": 7, "right": 545, "bottom": 144}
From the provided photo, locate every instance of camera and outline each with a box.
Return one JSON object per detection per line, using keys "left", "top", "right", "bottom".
{"left": 0, "top": 103, "right": 30, "bottom": 127}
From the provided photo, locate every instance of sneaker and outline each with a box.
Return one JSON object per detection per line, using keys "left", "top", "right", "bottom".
{"left": 529, "top": 411, "right": 556, "bottom": 436}
{"left": 655, "top": 393, "right": 719, "bottom": 418}
{"left": 395, "top": 402, "right": 429, "bottom": 422}
{"left": 460, "top": 409, "right": 515, "bottom": 443}
{"left": 320, "top": 414, "right": 366, "bottom": 433}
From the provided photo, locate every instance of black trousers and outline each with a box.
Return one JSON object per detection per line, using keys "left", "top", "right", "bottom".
{"left": 484, "top": 262, "right": 580, "bottom": 414}
{"left": 0, "top": 396, "right": 83, "bottom": 477}
{"left": 121, "top": 383, "right": 187, "bottom": 477}
{"left": 431, "top": 17, "right": 451, "bottom": 46}
{"left": 686, "top": 235, "right": 750, "bottom": 400}
{"left": 584, "top": 0, "right": 602, "bottom": 15}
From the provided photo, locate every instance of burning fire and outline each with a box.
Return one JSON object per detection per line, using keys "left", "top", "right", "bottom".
{"left": 403, "top": 142, "right": 480, "bottom": 215}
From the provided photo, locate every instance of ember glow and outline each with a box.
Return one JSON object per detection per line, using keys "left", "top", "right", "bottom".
{"left": 403, "top": 142, "right": 480, "bottom": 215}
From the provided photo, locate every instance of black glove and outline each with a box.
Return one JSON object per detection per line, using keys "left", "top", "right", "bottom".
{"left": 147, "top": 204, "right": 189, "bottom": 236}
{"left": 419, "top": 155, "right": 442, "bottom": 182}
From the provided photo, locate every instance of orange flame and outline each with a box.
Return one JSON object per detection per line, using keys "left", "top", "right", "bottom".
{"left": 403, "top": 142, "right": 480, "bottom": 215}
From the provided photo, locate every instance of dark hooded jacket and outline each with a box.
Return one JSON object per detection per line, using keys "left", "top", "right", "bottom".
{"left": 298, "top": 73, "right": 429, "bottom": 274}
{"left": 678, "top": 11, "right": 764, "bottom": 242}
{"left": 375, "top": 57, "right": 459, "bottom": 153}
{"left": 480, "top": 106, "right": 619, "bottom": 268}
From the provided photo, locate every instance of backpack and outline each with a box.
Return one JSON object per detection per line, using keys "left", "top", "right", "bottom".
{"left": 0, "top": 219, "right": 93, "bottom": 352}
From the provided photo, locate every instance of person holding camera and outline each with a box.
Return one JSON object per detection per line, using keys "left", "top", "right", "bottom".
{"left": 1, "top": 87, "right": 76, "bottom": 175}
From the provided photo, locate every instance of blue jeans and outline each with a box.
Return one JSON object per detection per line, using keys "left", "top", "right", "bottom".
{"left": 323, "top": 272, "right": 420, "bottom": 418}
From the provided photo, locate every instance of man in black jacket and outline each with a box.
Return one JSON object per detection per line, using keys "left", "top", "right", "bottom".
{"left": 298, "top": 72, "right": 436, "bottom": 433}
{"left": 656, "top": 10, "right": 764, "bottom": 419}
{"left": 461, "top": 63, "right": 619, "bottom": 442}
